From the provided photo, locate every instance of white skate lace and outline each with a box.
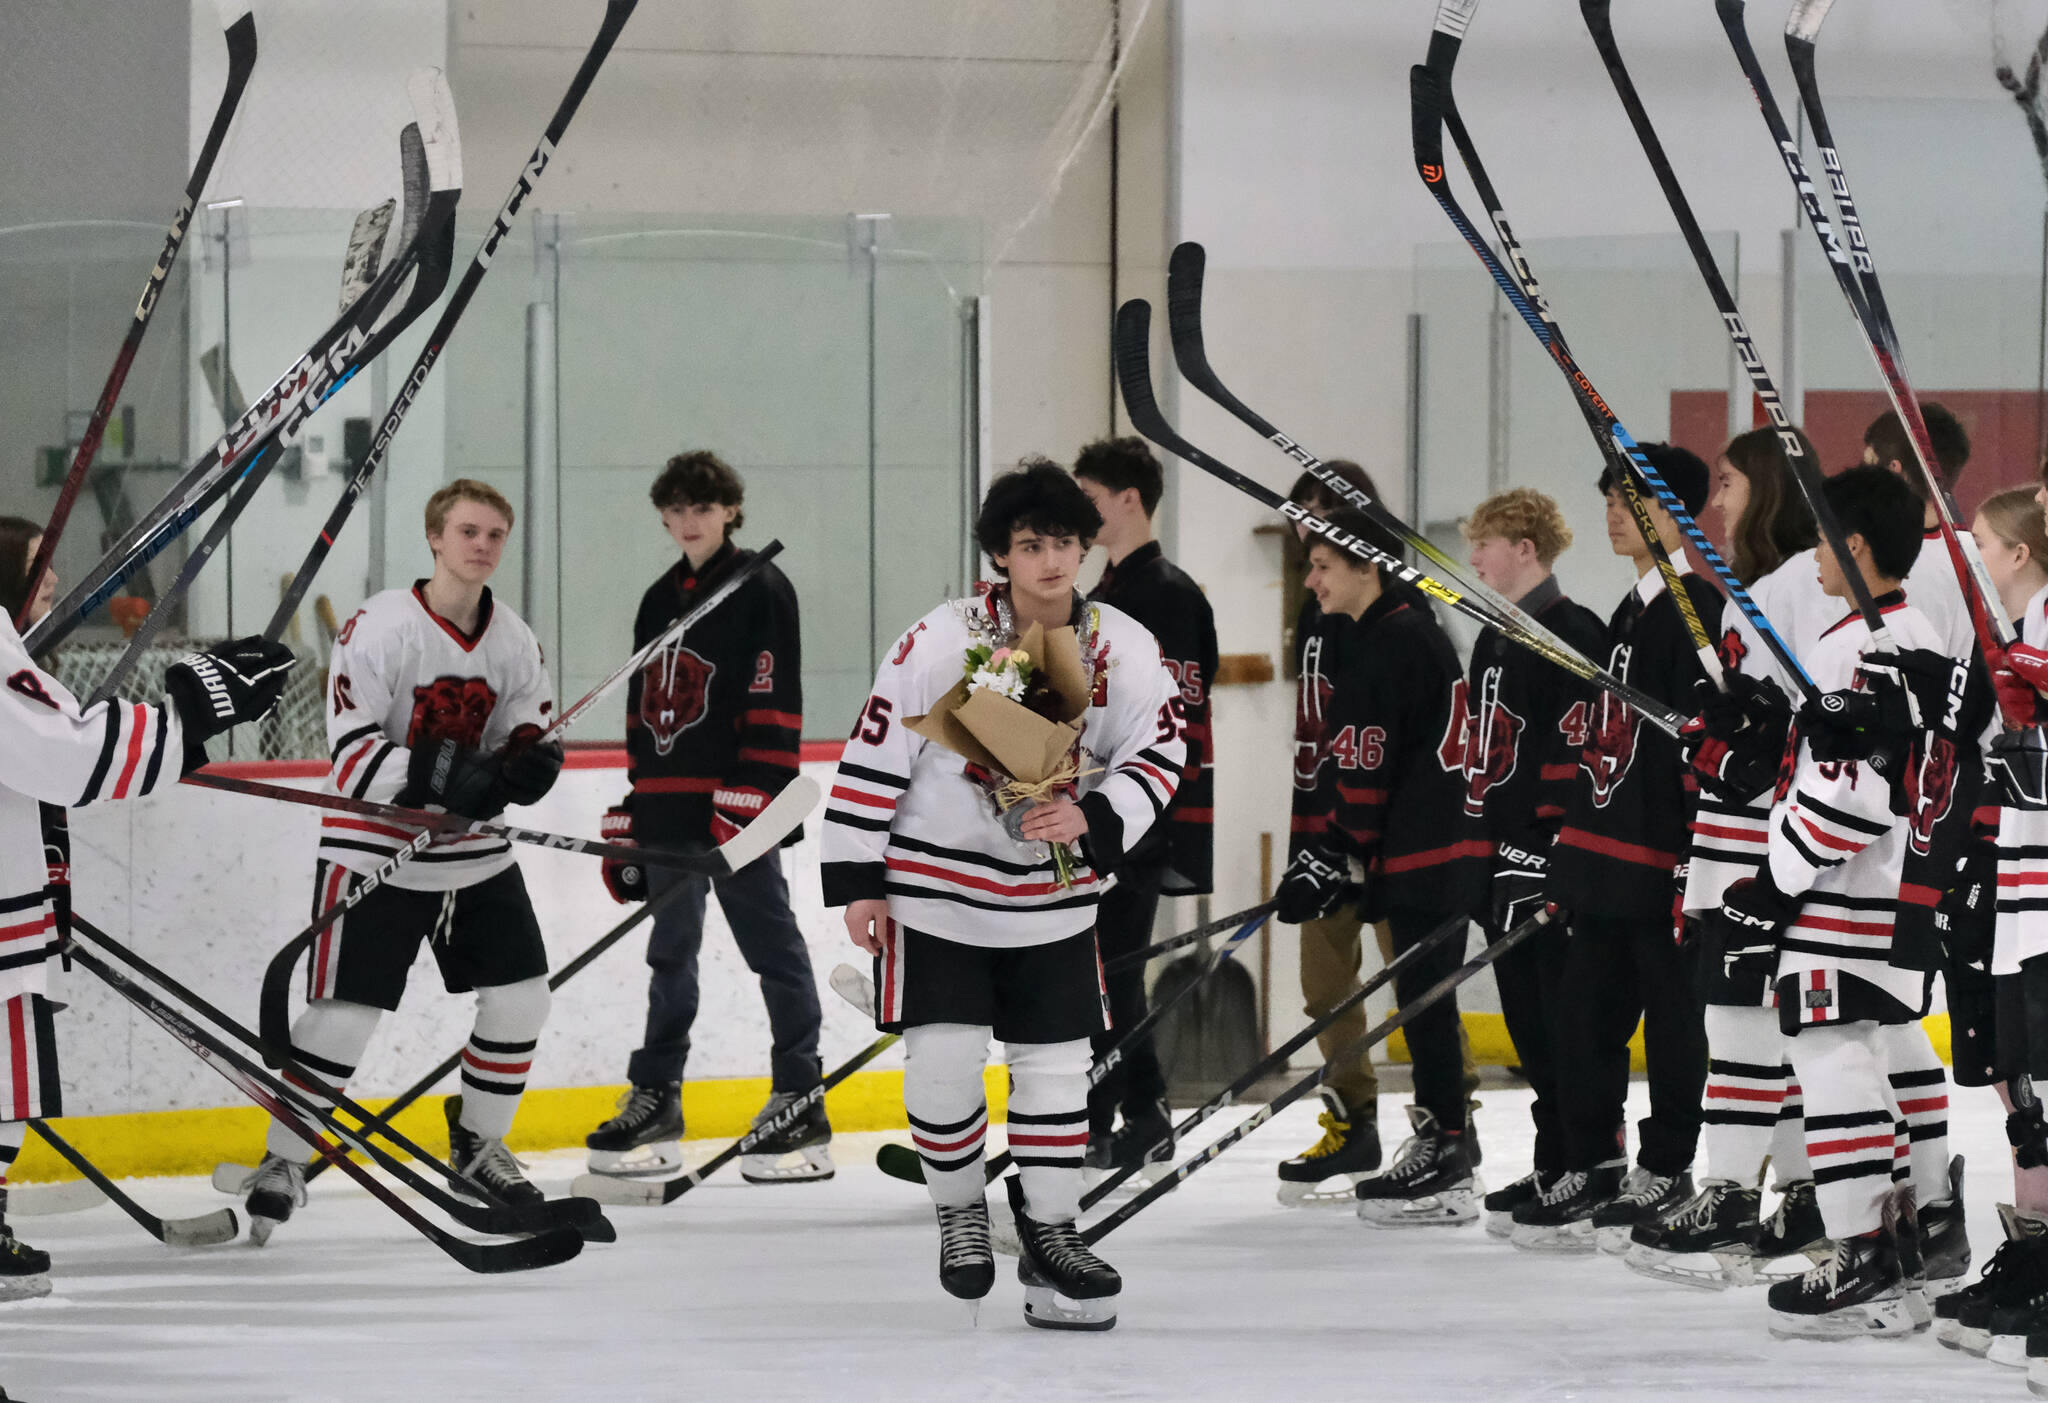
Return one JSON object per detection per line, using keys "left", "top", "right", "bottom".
{"left": 467, "top": 1137, "right": 531, "bottom": 1192}
{"left": 241, "top": 1153, "right": 308, "bottom": 1209}
{"left": 1668, "top": 1181, "right": 1738, "bottom": 1231}
{"left": 754, "top": 1091, "right": 801, "bottom": 1127}
{"left": 1762, "top": 1182, "right": 1814, "bottom": 1243}
{"left": 1613, "top": 1166, "right": 1675, "bottom": 1208}
{"left": 937, "top": 1204, "right": 992, "bottom": 1268}
{"left": 1800, "top": 1239, "right": 1851, "bottom": 1294}
{"left": 1033, "top": 1219, "right": 1107, "bottom": 1278}
{"left": 606, "top": 1085, "right": 664, "bottom": 1131}
{"left": 1537, "top": 1170, "right": 1588, "bottom": 1205}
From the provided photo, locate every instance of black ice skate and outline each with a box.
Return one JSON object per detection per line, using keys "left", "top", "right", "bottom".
{"left": 740, "top": 1090, "right": 834, "bottom": 1184}
{"left": 1753, "top": 1178, "right": 1830, "bottom": 1281}
{"left": 0, "top": 1190, "right": 51, "bottom": 1301}
{"left": 1007, "top": 1175, "right": 1119, "bottom": 1331}
{"left": 1766, "top": 1227, "right": 1919, "bottom": 1340}
{"left": 1935, "top": 1203, "right": 2048, "bottom": 1354}
{"left": 1483, "top": 1170, "right": 1556, "bottom": 1240}
{"left": 1509, "top": 1161, "right": 1622, "bottom": 1254}
{"left": 240, "top": 1151, "right": 307, "bottom": 1247}
{"left": 444, "top": 1095, "right": 544, "bottom": 1208}
{"left": 935, "top": 1199, "right": 995, "bottom": 1309}
{"left": 1984, "top": 1228, "right": 2048, "bottom": 1368}
{"left": 1276, "top": 1087, "right": 1380, "bottom": 1206}
{"left": 1623, "top": 1179, "right": 1761, "bottom": 1290}
{"left": 1353, "top": 1105, "right": 1480, "bottom": 1229}
{"left": 585, "top": 1083, "right": 684, "bottom": 1178}
{"left": 1106, "top": 1098, "right": 1174, "bottom": 1181}
{"left": 1918, "top": 1155, "right": 1971, "bottom": 1298}
{"left": 1591, "top": 1165, "right": 1693, "bottom": 1255}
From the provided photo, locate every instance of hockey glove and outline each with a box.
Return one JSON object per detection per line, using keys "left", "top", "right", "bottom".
{"left": 164, "top": 636, "right": 295, "bottom": 756}
{"left": 400, "top": 738, "right": 505, "bottom": 821}
{"left": 1993, "top": 642, "right": 2048, "bottom": 728}
{"left": 1989, "top": 724, "right": 2048, "bottom": 812}
{"left": 494, "top": 723, "right": 565, "bottom": 809}
{"left": 1490, "top": 839, "right": 1549, "bottom": 936}
{"left": 1704, "top": 870, "right": 1799, "bottom": 983}
{"left": 1798, "top": 675, "right": 1912, "bottom": 775}
{"left": 1276, "top": 845, "right": 1351, "bottom": 925}
{"left": 1680, "top": 673, "right": 1791, "bottom": 804}
{"left": 1857, "top": 648, "right": 1965, "bottom": 737}
{"left": 600, "top": 803, "right": 646, "bottom": 903}
{"left": 711, "top": 784, "right": 772, "bottom": 848}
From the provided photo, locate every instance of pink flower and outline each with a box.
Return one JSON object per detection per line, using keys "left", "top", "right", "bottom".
{"left": 988, "top": 648, "right": 1011, "bottom": 667}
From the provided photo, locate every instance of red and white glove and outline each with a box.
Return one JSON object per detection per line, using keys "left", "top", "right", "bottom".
{"left": 1993, "top": 642, "right": 2048, "bottom": 728}
{"left": 599, "top": 803, "right": 646, "bottom": 904}
{"left": 711, "top": 785, "right": 771, "bottom": 847}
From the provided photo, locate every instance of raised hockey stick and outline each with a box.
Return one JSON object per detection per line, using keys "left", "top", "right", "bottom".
{"left": 267, "top": 0, "right": 640, "bottom": 642}
{"left": 1081, "top": 909, "right": 1547, "bottom": 1245}
{"left": 1114, "top": 298, "right": 1686, "bottom": 734}
{"left": 62, "top": 933, "right": 584, "bottom": 1272}
{"left": 570, "top": 1031, "right": 903, "bottom": 1207}
{"left": 16, "top": 1, "right": 257, "bottom": 632}
{"left": 1414, "top": 0, "right": 1803, "bottom": 697}
{"left": 24, "top": 1119, "right": 237, "bottom": 1247}
{"left": 1579, "top": 0, "right": 1887, "bottom": 648}
{"left": 1104, "top": 900, "right": 1273, "bottom": 973}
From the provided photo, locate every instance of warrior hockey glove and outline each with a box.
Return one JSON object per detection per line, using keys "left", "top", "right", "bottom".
{"left": 165, "top": 636, "right": 296, "bottom": 769}
{"left": 1705, "top": 871, "right": 1799, "bottom": 983}
{"left": 1679, "top": 673, "right": 1791, "bottom": 804}
{"left": 1276, "top": 845, "right": 1352, "bottom": 925}
{"left": 495, "top": 723, "right": 564, "bottom": 809}
{"left": 1491, "top": 839, "right": 1549, "bottom": 936}
{"left": 711, "top": 784, "right": 771, "bottom": 848}
{"left": 600, "top": 803, "right": 646, "bottom": 903}
{"left": 401, "top": 738, "right": 506, "bottom": 821}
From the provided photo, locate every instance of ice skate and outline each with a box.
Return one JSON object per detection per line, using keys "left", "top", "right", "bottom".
{"left": 1483, "top": 1170, "right": 1555, "bottom": 1240}
{"left": 1766, "top": 1228, "right": 1919, "bottom": 1340}
{"left": 1007, "top": 1175, "right": 1118, "bottom": 1331}
{"left": 1936, "top": 1203, "right": 2047, "bottom": 1353}
{"left": 0, "top": 1191, "right": 51, "bottom": 1301}
{"left": 935, "top": 1199, "right": 995, "bottom": 1311}
{"left": 1753, "top": 1178, "right": 1830, "bottom": 1282}
{"left": 1105, "top": 1097, "right": 1174, "bottom": 1184}
{"left": 1981, "top": 1208, "right": 2048, "bottom": 1367}
{"left": 444, "top": 1095, "right": 544, "bottom": 1208}
{"left": 1917, "top": 1155, "right": 1970, "bottom": 1298}
{"left": 739, "top": 1090, "right": 835, "bottom": 1184}
{"left": 585, "top": 1083, "right": 685, "bottom": 1178}
{"left": 2028, "top": 1326, "right": 2048, "bottom": 1398}
{"left": 1591, "top": 1165, "right": 1692, "bottom": 1255}
{"left": 1276, "top": 1088, "right": 1379, "bottom": 1206}
{"left": 240, "top": 1151, "right": 307, "bottom": 1247}
{"left": 1624, "top": 1179, "right": 1761, "bottom": 1290}
{"left": 1353, "top": 1105, "right": 1480, "bottom": 1229}
{"left": 1509, "top": 1161, "right": 1621, "bottom": 1254}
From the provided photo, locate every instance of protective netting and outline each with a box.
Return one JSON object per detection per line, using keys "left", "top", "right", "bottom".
{"left": 52, "top": 638, "right": 329, "bottom": 762}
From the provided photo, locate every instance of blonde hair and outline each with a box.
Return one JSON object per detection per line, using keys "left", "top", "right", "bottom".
{"left": 1979, "top": 485, "right": 2048, "bottom": 565}
{"left": 425, "top": 478, "right": 516, "bottom": 536}
{"left": 1462, "top": 487, "right": 1573, "bottom": 566}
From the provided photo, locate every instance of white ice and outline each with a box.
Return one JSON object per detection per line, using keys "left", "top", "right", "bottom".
{"left": 0, "top": 1083, "right": 2024, "bottom": 1403}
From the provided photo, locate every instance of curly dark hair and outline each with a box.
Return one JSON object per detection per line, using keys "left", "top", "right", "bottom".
{"left": 1073, "top": 436, "right": 1164, "bottom": 516}
{"left": 974, "top": 457, "right": 1102, "bottom": 574}
{"left": 650, "top": 449, "right": 745, "bottom": 534}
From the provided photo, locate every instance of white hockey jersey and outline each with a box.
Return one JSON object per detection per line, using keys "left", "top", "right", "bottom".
{"left": 1993, "top": 580, "right": 2048, "bottom": 975}
{"left": 820, "top": 592, "right": 1185, "bottom": 949}
{"left": 1766, "top": 595, "right": 1942, "bottom": 1022}
{"left": 320, "top": 584, "right": 553, "bottom": 892}
{"left": 0, "top": 612, "right": 182, "bottom": 1001}
{"left": 1904, "top": 526, "right": 1981, "bottom": 662}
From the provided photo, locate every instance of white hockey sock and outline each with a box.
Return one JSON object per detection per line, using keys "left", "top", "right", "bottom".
{"left": 458, "top": 977, "right": 550, "bottom": 1141}
{"left": 267, "top": 999, "right": 382, "bottom": 1162}
{"left": 1701, "top": 1004, "right": 1787, "bottom": 1185}
{"left": 1005, "top": 1038, "right": 1092, "bottom": 1225}
{"left": 903, "top": 1023, "right": 992, "bottom": 1209}
{"left": 0, "top": 1118, "right": 26, "bottom": 1187}
{"left": 1790, "top": 1022, "right": 1897, "bottom": 1239}
{"left": 1769, "top": 1074, "right": 1812, "bottom": 1184}
{"left": 1876, "top": 1021, "right": 1949, "bottom": 1204}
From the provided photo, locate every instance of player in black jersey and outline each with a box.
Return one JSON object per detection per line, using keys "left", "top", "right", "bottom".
{"left": 1073, "top": 438, "right": 1217, "bottom": 1172}
{"left": 1451, "top": 489, "right": 1606, "bottom": 1235}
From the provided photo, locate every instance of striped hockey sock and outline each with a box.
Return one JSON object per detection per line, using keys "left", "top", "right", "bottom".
{"left": 1700, "top": 1004, "right": 1786, "bottom": 1184}
{"left": 1879, "top": 1022, "right": 1951, "bottom": 1205}
{"left": 268, "top": 999, "right": 381, "bottom": 1162}
{"left": 1792, "top": 1023, "right": 1896, "bottom": 1238}
{"left": 1006, "top": 1038, "right": 1092, "bottom": 1225}
{"left": 458, "top": 977, "right": 550, "bottom": 1141}
{"left": 1770, "top": 1076, "right": 1812, "bottom": 1183}
{"left": 904, "top": 1022, "right": 992, "bottom": 1208}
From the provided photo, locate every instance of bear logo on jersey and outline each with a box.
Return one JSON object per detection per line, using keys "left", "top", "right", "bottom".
{"left": 641, "top": 645, "right": 716, "bottom": 756}
{"left": 1582, "top": 693, "right": 1638, "bottom": 808}
{"left": 407, "top": 676, "right": 498, "bottom": 748}
{"left": 1717, "top": 626, "right": 1748, "bottom": 674}
{"left": 1293, "top": 638, "right": 1334, "bottom": 790}
{"left": 1438, "top": 673, "right": 1524, "bottom": 817}
{"left": 1904, "top": 735, "right": 1958, "bottom": 858}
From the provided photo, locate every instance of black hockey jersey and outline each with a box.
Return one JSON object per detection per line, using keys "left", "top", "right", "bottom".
{"left": 624, "top": 543, "right": 803, "bottom": 848}
{"left": 1088, "top": 541, "right": 1217, "bottom": 894}
{"left": 1548, "top": 563, "right": 1722, "bottom": 919}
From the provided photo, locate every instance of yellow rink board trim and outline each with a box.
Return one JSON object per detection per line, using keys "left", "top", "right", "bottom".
{"left": 10, "top": 1014, "right": 1955, "bottom": 1183}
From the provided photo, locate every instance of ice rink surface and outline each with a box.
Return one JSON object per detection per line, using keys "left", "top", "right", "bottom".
{"left": 0, "top": 1082, "right": 2026, "bottom": 1403}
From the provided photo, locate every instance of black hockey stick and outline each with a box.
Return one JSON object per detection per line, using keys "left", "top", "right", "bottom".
{"left": 1579, "top": 0, "right": 1887, "bottom": 647}
{"left": 1081, "top": 909, "right": 1546, "bottom": 1245}
{"left": 1104, "top": 900, "right": 1273, "bottom": 973}
{"left": 1114, "top": 298, "right": 1685, "bottom": 733}
{"left": 267, "top": 0, "right": 639, "bottom": 642}
{"left": 25, "top": 1119, "right": 238, "bottom": 1247}
{"left": 1075, "top": 907, "right": 1473, "bottom": 1213}
{"left": 570, "top": 1032, "right": 903, "bottom": 1206}
{"left": 62, "top": 936, "right": 583, "bottom": 1273}
{"left": 17, "top": 0, "right": 257, "bottom": 631}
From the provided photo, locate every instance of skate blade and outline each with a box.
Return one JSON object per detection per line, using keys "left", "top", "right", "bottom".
{"left": 1355, "top": 1188, "right": 1480, "bottom": 1230}
{"left": 1621, "top": 1243, "right": 1754, "bottom": 1291}
{"left": 2030, "top": 1362, "right": 2048, "bottom": 1400}
{"left": 585, "top": 1143, "right": 684, "bottom": 1179}
{"left": 1023, "top": 1284, "right": 1117, "bottom": 1331}
{"left": 1766, "top": 1297, "right": 1919, "bottom": 1340}
{"left": 6, "top": 1179, "right": 106, "bottom": 1217}
{"left": 1594, "top": 1224, "right": 1634, "bottom": 1256}
{"left": 1510, "top": 1222, "right": 1599, "bottom": 1254}
{"left": 0, "top": 1272, "right": 52, "bottom": 1302}
{"left": 1277, "top": 1173, "right": 1366, "bottom": 1208}
{"left": 739, "top": 1145, "right": 835, "bottom": 1184}
{"left": 246, "top": 1214, "right": 283, "bottom": 1247}
{"left": 1989, "top": 1334, "right": 2032, "bottom": 1369}
{"left": 1950, "top": 1325, "right": 1990, "bottom": 1355}
{"left": 1484, "top": 1210, "right": 1519, "bottom": 1240}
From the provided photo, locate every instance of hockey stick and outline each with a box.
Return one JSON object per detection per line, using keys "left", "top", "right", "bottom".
{"left": 1104, "top": 900, "right": 1273, "bottom": 973}
{"left": 1081, "top": 909, "right": 1546, "bottom": 1245}
{"left": 1414, "top": 0, "right": 1801, "bottom": 697}
{"left": 267, "top": 0, "right": 640, "bottom": 642}
{"left": 1114, "top": 298, "right": 1685, "bottom": 734}
{"left": 1163, "top": 241, "right": 1648, "bottom": 690}
{"left": 570, "top": 1031, "right": 903, "bottom": 1206}
{"left": 1578, "top": 0, "right": 1888, "bottom": 649}
{"left": 24, "top": 1119, "right": 237, "bottom": 1248}
{"left": 16, "top": 1, "right": 257, "bottom": 632}
{"left": 62, "top": 935, "right": 583, "bottom": 1272}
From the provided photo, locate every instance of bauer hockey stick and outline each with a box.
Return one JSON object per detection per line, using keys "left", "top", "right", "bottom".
{"left": 1081, "top": 909, "right": 1548, "bottom": 1245}
{"left": 16, "top": 1, "right": 257, "bottom": 631}
{"left": 25, "top": 1119, "right": 238, "bottom": 1247}
{"left": 63, "top": 932, "right": 584, "bottom": 1272}
{"left": 1579, "top": 0, "right": 1888, "bottom": 651}
{"left": 1114, "top": 298, "right": 1685, "bottom": 734}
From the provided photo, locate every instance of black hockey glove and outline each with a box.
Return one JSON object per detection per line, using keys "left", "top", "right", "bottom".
{"left": 1679, "top": 673, "right": 1791, "bottom": 804}
{"left": 1276, "top": 845, "right": 1351, "bottom": 925}
{"left": 165, "top": 636, "right": 295, "bottom": 760}
{"left": 1857, "top": 648, "right": 1966, "bottom": 738}
{"left": 1703, "top": 870, "right": 1799, "bottom": 983}
{"left": 401, "top": 738, "right": 505, "bottom": 821}
{"left": 1798, "top": 683, "right": 1908, "bottom": 775}
{"left": 494, "top": 723, "right": 564, "bottom": 809}
{"left": 1490, "top": 838, "right": 1549, "bottom": 936}
{"left": 1989, "top": 725, "right": 2048, "bottom": 812}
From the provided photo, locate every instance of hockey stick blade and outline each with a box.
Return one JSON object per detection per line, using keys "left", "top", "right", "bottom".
{"left": 829, "top": 963, "right": 876, "bottom": 1019}
{"left": 206, "top": 1156, "right": 613, "bottom": 1243}
{"left": 710, "top": 773, "right": 820, "bottom": 874}
{"left": 339, "top": 197, "right": 398, "bottom": 312}
{"left": 27, "top": 1118, "right": 238, "bottom": 1247}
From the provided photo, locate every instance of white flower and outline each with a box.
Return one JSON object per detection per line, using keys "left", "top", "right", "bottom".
{"left": 970, "top": 667, "right": 1026, "bottom": 701}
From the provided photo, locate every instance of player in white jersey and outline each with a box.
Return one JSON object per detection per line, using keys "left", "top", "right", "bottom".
{"left": 240, "top": 480, "right": 564, "bottom": 1243}
{"left": 0, "top": 514, "right": 292, "bottom": 1297}
{"left": 823, "top": 461, "right": 1184, "bottom": 1330}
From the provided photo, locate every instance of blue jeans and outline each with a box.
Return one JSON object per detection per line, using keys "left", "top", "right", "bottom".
{"left": 625, "top": 851, "right": 824, "bottom": 1093}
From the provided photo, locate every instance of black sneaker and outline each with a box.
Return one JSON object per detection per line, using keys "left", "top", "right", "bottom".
{"left": 1937, "top": 1204, "right": 2048, "bottom": 1353}
{"left": 1624, "top": 1179, "right": 1762, "bottom": 1290}
{"left": 1276, "top": 1087, "right": 1379, "bottom": 1205}
{"left": 1008, "top": 1174, "right": 1119, "bottom": 1331}
{"left": 1353, "top": 1105, "right": 1480, "bottom": 1229}
{"left": 935, "top": 1199, "right": 995, "bottom": 1301}
{"left": 741, "top": 1090, "right": 835, "bottom": 1183}
{"left": 0, "top": 1191, "right": 51, "bottom": 1301}
{"left": 1483, "top": 1171, "right": 1555, "bottom": 1241}
{"left": 1510, "top": 1161, "right": 1623, "bottom": 1254}
{"left": 585, "top": 1082, "right": 684, "bottom": 1177}
{"left": 1767, "top": 1228, "right": 1918, "bottom": 1339}
{"left": 240, "top": 1151, "right": 308, "bottom": 1247}
{"left": 445, "top": 1095, "right": 544, "bottom": 1208}
{"left": 1591, "top": 1166, "right": 1694, "bottom": 1255}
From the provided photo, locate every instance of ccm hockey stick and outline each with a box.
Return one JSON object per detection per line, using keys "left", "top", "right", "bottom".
{"left": 1105, "top": 899, "right": 1273, "bottom": 972}
{"left": 267, "top": 0, "right": 640, "bottom": 641}
{"left": 1579, "top": 0, "right": 1888, "bottom": 649}
{"left": 1163, "top": 240, "right": 1671, "bottom": 695}
{"left": 63, "top": 935, "right": 585, "bottom": 1271}
{"left": 17, "top": 0, "right": 258, "bottom": 630}
{"left": 25, "top": 1119, "right": 238, "bottom": 1247}
{"left": 1080, "top": 910, "right": 1546, "bottom": 1246}
{"left": 1115, "top": 298, "right": 1685, "bottom": 734}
